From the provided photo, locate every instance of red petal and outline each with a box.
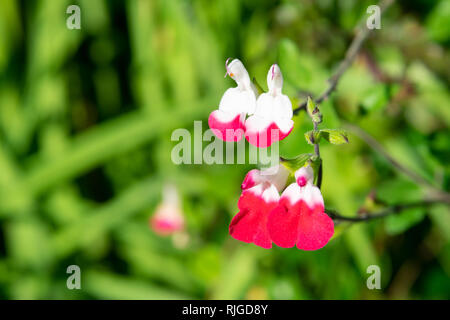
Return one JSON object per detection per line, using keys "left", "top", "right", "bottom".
{"left": 268, "top": 198, "right": 334, "bottom": 250}
{"left": 296, "top": 203, "right": 334, "bottom": 250}
{"left": 208, "top": 110, "right": 245, "bottom": 142}
{"left": 229, "top": 187, "right": 278, "bottom": 249}
{"left": 266, "top": 200, "right": 299, "bottom": 248}
{"left": 245, "top": 122, "right": 292, "bottom": 148}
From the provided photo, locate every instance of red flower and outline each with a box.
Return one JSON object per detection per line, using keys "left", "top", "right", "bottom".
{"left": 229, "top": 166, "right": 289, "bottom": 249}
{"left": 267, "top": 166, "right": 334, "bottom": 250}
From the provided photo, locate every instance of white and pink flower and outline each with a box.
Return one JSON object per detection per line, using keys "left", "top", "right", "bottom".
{"left": 267, "top": 166, "right": 334, "bottom": 250}
{"left": 150, "top": 184, "right": 185, "bottom": 236}
{"left": 229, "top": 165, "right": 289, "bottom": 249}
{"left": 244, "top": 64, "right": 294, "bottom": 148}
{"left": 208, "top": 59, "right": 257, "bottom": 142}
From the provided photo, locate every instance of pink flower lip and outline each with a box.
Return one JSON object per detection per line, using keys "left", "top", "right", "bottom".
{"left": 150, "top": 189, "right": 184, "bottom": 237}
{"left": 241, "top": 169, "right": 260, "bottom": 190}
{"left": 297, "top": 176, "right": 307, "bottom": 187}
{"left": 151, "top": 217, "right": 184, "bottom": 236}
{"left": 245, "top": 123, "right": 293, "bottom": 148}
{"left": 208, "top": 111, "right": 245, "bottom": 142}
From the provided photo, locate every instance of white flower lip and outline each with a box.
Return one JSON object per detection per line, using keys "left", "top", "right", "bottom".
{"left": 267, "top": 64, "right": 283, "bottom": 94}
{"left": 225, "top": 58, "right": 251, "bottom": 89}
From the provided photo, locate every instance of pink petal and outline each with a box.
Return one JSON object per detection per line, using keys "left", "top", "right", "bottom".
{"left": 208, "top": 110, "right": 245, "bottom": 142}
{"left": 229, "top": 185, "right": 278, "bottom": 249}
{"left": 245, "top": 122, "right": 292, "bottom": 148}
{"left": 241, "top": 169, "right": 261, "bottom": 190}
{"left": 150, "top": 216, "right": 184, "bottom": 236}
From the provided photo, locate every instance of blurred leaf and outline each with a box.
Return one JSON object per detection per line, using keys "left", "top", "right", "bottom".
{"left": 212, "top": 247, "right": 256, "bottom": 299}
{"left": 84, "top": 271, "right": 191, "bottom": 300}
{"left": 320, "top": 129, "right": 349, "bottom": 145}
{"left": 377, "top": 178, "right": 426, "bottom": 234}
{"left": 385, "top": 208, "right": 426, "bottom": 235}
{"left": 280, "top": 153, "right": 314, "bottom": 172}
{"left": 426, "top": 0, "right": 450, "bottom": 42}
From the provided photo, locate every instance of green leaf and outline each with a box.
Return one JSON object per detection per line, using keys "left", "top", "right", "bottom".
{"left": 361, "top": 83, "right": 388, "bottom": 112}
{"left": 320, "top": 129, "right": 349, "bottom": 145}
{"left": 306, "top": 96, "right": 315, "bottom": 117}
{"left": 84, "top": 271, "right": 191, "bottom": 300}
{"left": 252, "top": 77, "right": 265, "bottom": 95}
{"left": 306, "top": 97, "right": 322, "bottom": 123}
{"left": 280, "top": 153, "right": 314, "bottom": 172}
{"left": 426, "top": 0, "right": 450, "bottom": 42}
{"left": 385, "top": 208, "right": 426, "bottom": 235}
{"left": 212, "top": 247, "right": 256, "bottom": 299}
{"left": 304, "top": 130, "right": 321, "bottom": 145}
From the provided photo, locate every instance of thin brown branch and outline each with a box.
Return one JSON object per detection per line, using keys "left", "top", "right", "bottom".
{"left": 313, "top": 121, "right": 322, "bottom": 189}
{"left": 343, "top": 122, "right": 450, "bottom": 203}
{"left": 327, "top": 199, "right": 449, "bottom": 224}
{"left": 293, "top": 0, "right": 395, "bottom": 115}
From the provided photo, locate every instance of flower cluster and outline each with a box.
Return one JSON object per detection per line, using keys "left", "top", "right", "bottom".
{"left": 208, "top": 58, "right": 335, "bottom": 250}
{"left": 208, "top": 59, "right": 294, "bottom": 147}
{"left": 229, "top": 165, "right": 334, "bottom": 250}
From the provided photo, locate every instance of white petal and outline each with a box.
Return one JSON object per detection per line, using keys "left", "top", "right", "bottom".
{"left": 273, "top": 94, "right": 293, "bottom": 119}
{"left": 260, "top": 165, "right": 290, "bottom": 192}
{"left": 261, "top": 184, "right": 280, "bottom": 203}
{"left": 244, "top": 114, "right": 271, "bottom": 133}
{"left": 274, "top": 118, "right": 294, "bottom": 134}
{"left": 219, "top": 87, "right": 256, "bottom": 115}
{"left": 281, "top": 183, "right": 303, "bottom": 205}
{"left": 281, "top": 183, "right": 324, "bottom": 208}
{"left": 253, "top": 93, "right": 293, "bottom": 122}
{"left": 211, "top": 109, "right": 245, "bottom": 123}
{"left": 162, "top": 184, "right": 180, "bottom": 207}
{"left": 227, "top": 59, "right": 252, "bottom": 90}
{"left": 253, "top": 93, "right": 274, "bottom": 118}
{"left": 267, "top": 64, "right": 283, "bottom": 94}
{"left": 302, "top": 185, "right": 324, "bottom": 208}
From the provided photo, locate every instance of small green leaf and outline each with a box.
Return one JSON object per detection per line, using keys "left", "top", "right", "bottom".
{"left": 310, "top": 157, "right": 322, "bottom": 185}
{"left": 304, "top": 130, "right": 321, "bottom": 145}
{"left": 252, "top": 77, "right": 265, "bottom": 95}
{"left": 306, "top": 97, "right": 315, "bottom": 117}
{"left": 280, "top": 153, "right": 314, "bottom": 172}
{"left": 306, "top": 97, "right": 322, "bottom": 123}
{"left": 320, "top": 129, "right": 349, "bottom": 145}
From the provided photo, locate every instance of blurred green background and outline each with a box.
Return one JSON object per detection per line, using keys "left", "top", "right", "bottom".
{"left": 0, "top": 0, "right": 449, "bottom": 299}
